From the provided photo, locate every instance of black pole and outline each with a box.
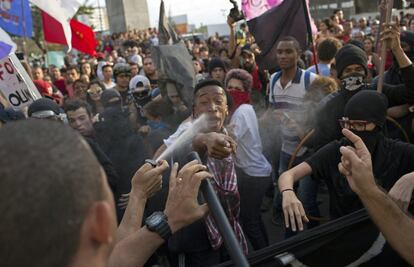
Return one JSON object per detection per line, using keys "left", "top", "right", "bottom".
{"left": 301, "top": 0, "right": 319, "bottom": 74}
{"left": 187, "top": 152, "right": 249, "bottom": 267}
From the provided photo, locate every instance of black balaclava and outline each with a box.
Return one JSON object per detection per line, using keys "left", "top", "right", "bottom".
{"left": 343, "top": 90, "right": 388, "bottom": 154}
{"left": 335, "top": 44, "right": 368, "bottom": 92}
{"left": 101, "top": 89, "right": 122, "bottom": 110}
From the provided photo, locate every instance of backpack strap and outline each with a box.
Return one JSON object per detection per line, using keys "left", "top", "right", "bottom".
{"left": 304, "top": 70, "right": 311, "bottom": 91}
{"left": 269, "top": 71, "right": 282, "bottom": 101}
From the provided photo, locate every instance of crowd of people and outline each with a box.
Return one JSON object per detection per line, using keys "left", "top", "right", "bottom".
{"left": 3, "top": 5, "right": 414, "bottom": 267}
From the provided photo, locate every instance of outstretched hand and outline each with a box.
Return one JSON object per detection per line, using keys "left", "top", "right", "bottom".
{"left": 164, "top": 160, "right": 210, "bottom": 233}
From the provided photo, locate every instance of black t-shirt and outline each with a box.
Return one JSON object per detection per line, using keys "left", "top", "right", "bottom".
{"left": 306, "top": 134, "right": 414, "bottom": 219}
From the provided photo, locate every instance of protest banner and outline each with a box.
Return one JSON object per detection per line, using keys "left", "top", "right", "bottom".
{"left": 0, "top": 54, "right": 41, "bottom": 110}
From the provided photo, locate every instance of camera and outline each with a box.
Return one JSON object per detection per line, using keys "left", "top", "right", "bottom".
{"left": 229, "top": 0, "right": 245, "bottom": 22}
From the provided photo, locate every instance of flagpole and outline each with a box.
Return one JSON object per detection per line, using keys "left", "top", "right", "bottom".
{"left": 20, "top": 0, "right": 28, "bottom": 59}
{"left": 377, "top": 0, "right": 394, "bottom": 93}
{"left": 301, "top": 0, "right": 319, "bottom": 74}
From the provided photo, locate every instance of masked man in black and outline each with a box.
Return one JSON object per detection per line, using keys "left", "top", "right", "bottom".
{"left": 279, "top": 90, "right": 414, "bottom": 266}
{"left": 306, "top": 24, "right": 414, "bottom": 150}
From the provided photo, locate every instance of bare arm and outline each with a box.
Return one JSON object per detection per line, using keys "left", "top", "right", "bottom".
{"left": 115, "top": 161, "right": 168, "bottom": 243}
{"left": 338, "top": 128, "right": 414, "bottom": 265}
{"left": 108, "top": 161, "right": 210, "bottom": 267}
{"left": 279, "top": 162, "right": 312, "bottom": 231}
{"left": 227, "top": 16, "right": 236, "bottom": 59}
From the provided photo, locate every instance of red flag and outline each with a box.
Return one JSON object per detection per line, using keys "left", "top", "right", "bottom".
{"left": 41, "top": 11, "right": 97, "bottom": 56}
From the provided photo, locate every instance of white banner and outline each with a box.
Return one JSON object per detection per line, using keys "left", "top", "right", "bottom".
{"left": 0, "top": 54, "right": 41, "bottom": 110}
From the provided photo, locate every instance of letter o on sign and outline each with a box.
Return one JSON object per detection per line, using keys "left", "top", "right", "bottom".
{"left": 4, "top": 62, "right": 14, "bottom": 74}
{"left": 9, "top": 94, "right": 21, "bottom": 106}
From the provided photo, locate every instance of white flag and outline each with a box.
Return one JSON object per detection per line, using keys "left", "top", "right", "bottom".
{"left": 0, "top": 27, "right": 16, "bottom": 58}
{"left": 30, "top": 0, "right": 83, "bottom": 51}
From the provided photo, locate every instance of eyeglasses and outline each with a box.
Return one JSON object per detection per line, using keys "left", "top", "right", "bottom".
{"left": 338, "top": 118, "right": 370, "bottom": 131}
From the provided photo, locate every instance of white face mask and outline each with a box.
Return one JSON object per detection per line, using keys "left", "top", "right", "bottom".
{"left": 341, "top": 73, "right": 365, "bottom": 91}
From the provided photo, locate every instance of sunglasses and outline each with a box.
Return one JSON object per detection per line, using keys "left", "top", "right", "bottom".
{"left": 338, "top": 118, "right": 370, "bottom": 131}
{"left": 87, "top": 88, "right": 103, "bottom": 94}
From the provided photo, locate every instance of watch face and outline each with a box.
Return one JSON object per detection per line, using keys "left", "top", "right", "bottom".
{"left": 150, "top": 216, "right": 162, "bottom": 225}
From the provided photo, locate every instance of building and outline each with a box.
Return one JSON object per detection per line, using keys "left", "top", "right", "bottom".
{"left": 309, "top": 0, "right": 407, "bottom": 20}
{"left": 105, "top": 0, "right": 150, "bottom": 33}
{"left": 89, "top": 7, "right": 110, "bottom": 32}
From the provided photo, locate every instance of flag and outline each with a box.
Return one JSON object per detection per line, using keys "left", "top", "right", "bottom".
{"left": 0, "top": 27, "right": 16, "bottom": 59}
{"left": 242, "top": 0, "right": 284, "bottom": 20}
{"left": 30, "top": 0, "right": 83, "bottom": 51}
{"left": 42, "top": 12, "right": 97, "bottom": 56}
{"left": 158, "top": 0, "right": 179, "bottom": 45}
{"left": 0, "top": 0, "right": 32, "bottom": 37}
{"left": 247, "top": 0, "right": 316, "bottom": 71}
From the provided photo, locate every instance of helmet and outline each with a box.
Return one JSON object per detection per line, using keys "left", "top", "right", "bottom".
{"left": 113, "top": 63, "right": 131, "bottom": 78}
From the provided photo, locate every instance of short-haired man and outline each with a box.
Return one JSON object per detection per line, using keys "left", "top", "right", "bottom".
{"left": 129, "top": 62, "right": 140, "bottom": 77}
{"left": 267, "top": 36, "right": 318, "bottom": 226}
{"left": 32, "top": 65, "right": 44, "bottom": 80}
{"left": 65, "top": 65, "right": 80, "bottom": 97}
{"left": 65, "top": 99, "right": 95, "bottom": 138}
{"left": 113, "top": 63, "right": 132, "bottom": 105}
{"left": 143, "top": 57, "right": 159, "bottom": 89}
{"left": 307, "top": 37, "right": 342, "bottom": 77}
{"left": 0, "top": 119, "right": 210, "bottom": 267}
{"left": 158, "top": 79, "right": 247, "bottom": 266}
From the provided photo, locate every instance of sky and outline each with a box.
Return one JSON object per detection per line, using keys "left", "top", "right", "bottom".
{"left": 92, "top": 0, "right": 240, "bottom": 27}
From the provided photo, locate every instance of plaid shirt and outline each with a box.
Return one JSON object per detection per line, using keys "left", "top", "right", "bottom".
{"left": 204, "top": 154, "right": 248, "bottom": 255}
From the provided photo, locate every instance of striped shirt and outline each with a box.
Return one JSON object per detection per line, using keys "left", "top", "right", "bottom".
{"left": 269, "top": 68, "right": 317, "bottom": 156}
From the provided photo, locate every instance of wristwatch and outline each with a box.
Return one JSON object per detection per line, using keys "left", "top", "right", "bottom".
{"left": 145, "top": 211, "right": 172, "bottom": 240}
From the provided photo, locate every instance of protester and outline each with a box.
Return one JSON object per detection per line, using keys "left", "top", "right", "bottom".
{"left": 280, "top": 91, "right": 414, "bottom": 231}
{"left": 72, "top": 79, "right": 89, "bottom": 101}
{"left": 208, "top": 57, "right": 227, "bottom": 84}
{"left": 113, "top": 63, "right": 132, "bottom": 106}
{"left": 338, "top": 128, "right": 414, "bottom": 265}
{"left": 102, "top": 64, "right": 116, "bottom": 89}
{"left": 307, "top": 37, "right": 342, "bottom": 77}
{"left": 267, "top": 36, "right": 318, "bottom": 227}
{"left": 143, "top": 56, "right": 159, "bottom": 89}
{"left": 86, "top": 80, "right": 105, "bottom": 115}
{"left": 0, "top": 119, "right": 211, "bottom": 267}
{"left": 307, "top": 24, "right": 414, "bottom": 150}
{"left": 225, "top": 69, "right": 272, "bottom": 250}
{"left": 80, "top": 62, "right": 96, "bottom": 81}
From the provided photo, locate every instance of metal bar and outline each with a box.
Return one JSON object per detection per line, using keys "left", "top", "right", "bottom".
{"left": 187, "top": 151, "right": 249, "bottom": 267}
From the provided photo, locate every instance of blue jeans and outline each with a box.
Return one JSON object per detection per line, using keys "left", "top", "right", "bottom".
{"left": 273, "top": 151, "right": 320, "bottom": 232}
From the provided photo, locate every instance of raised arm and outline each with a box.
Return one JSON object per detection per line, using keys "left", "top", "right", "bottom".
{"left": 338, "top": 129, "right": 414, "bottom": 265}
{"left": 108, "top": 161, "right": 210, "bottom": 267}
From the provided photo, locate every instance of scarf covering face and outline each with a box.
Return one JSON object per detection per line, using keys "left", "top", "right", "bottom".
{"left": 228, "top": 90, "right": 251, "bottom": 115}
{"left": 341, "top": 73, "right": 365, "bottom": 91}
